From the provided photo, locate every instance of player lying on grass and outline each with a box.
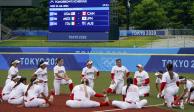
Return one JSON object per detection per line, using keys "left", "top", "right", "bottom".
{"left": 112, "top": 78, "right": 148, "bottom": 109}
{"left": 53, "top": 58, "right": 74, "bottom": 95}
{"left": 81, "top": 60, "right": 99, "bottom": 89}
{"left": 23, "top": 75, "right": 54, "bottom": 108}
{"left": 105, "top": 59, "right": 130, "bottom": 94}
{"left": 33, "top": 61, "right": 49, "bottom": 97}
{"left": 177, "top": 76, "right": 194, "bottom": 105}
{"left": 155, "top": 71, "right": 165, "bottom": 98}
{"left": 66, "top": 78, "right": 109, "bottom": 108}
{"left": 1, "top": 75, "right": 21, "bottom": 101}
{"left": 5, "top": 60, "right": 20, "bottom": 85}
{"left": 160, "top": 63, "right": 184, "bottom": 109}
{"left": 8, "top": 77, "right": 27, "bottom": 105}
{"left": 133, "top": 64, "right": 150, "bottom": 97}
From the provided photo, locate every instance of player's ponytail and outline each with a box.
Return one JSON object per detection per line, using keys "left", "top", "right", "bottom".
{"left": 25, "top": 76, "right": 37, "bottom": 96}
{"left": 126, "top": 78, "right": 133, "bottom": 93}
{"left": 13, "top": 77, "right": 27, "bottom": 89}
{"left": 166, "top": 63, "right": 174, "bottom": 80}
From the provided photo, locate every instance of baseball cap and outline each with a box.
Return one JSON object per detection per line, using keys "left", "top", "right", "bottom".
{"left": 87, "top": 60, "right": 93, "bottom": 65}
{"left": 155, "top": 70, "right": 163, "bottom": 76}
{"left": 12, "top": 60, "right": 20, "bottom": 64}
{"left": 40, "top": 62, "right": 49, "bottom": 66}
{"left": 136, "top": 64, "right": 143, "bottom": 68}
{"left": 13, "top": 75, "right": 21, "bottom": 80}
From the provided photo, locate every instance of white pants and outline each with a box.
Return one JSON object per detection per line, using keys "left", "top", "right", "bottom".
{"left": 8, "top": 96, "right": 24, "bottom": 105}
{"left": 66, "top": 100, "right": 100, "bottom": 108}
{"left": 2, "top": 93, "right": 10, "bottom": 101}
{"left": 88, "top": 79, "right": 94, "bottom": 89}
{"left": 138, "top": 86, "right": 150, "bottom": 96}
{"left": 24, "top": 98, "right": 46, "bottom": 107}
{"left": 54, "top": 79, "right": 73, "bottom": 95}
{"left": 39, "top": 82, "right": 48, "bottom": 97}
{"left": 112, "top": 99, "right": 148, "bottom": 109}
{"left": 109, "top": 79, "right": 124, "bottom": 94}
{"left": 164, "top": 85, "right": 179, "bottom": 108}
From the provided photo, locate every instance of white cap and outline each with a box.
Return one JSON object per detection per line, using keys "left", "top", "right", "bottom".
{"left": 13, "top": 75, "right": 21, "bottom": 80}
{"left": 12, "top": 60, "right": 20, "bottom": 64}
{"left": 40, "top": 62, "right": 49, "bottom": 66}
{"left": 87, "top": 60, "right": 93, "bottom": 65}
{"left": 136, "top": 64, "right": 143, "bottom": 68}
{"left": 155, "top": 72, "right": 162, "bottom": 76}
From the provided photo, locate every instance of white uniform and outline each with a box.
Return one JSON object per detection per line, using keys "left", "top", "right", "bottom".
{"left": 184, "top": 80, "right": 194, "bottom": 100}
{"left": 162, "top": 72, "right": 179, "bottom": 107}
{"left": 134, "top": 71, "right": 150, "bottom": 96}
{"left": 53, "top": 65, "right": 73, "bottom": 95}
{"left": 5, "top": 66, "right": 19, "bottom": 85}
{"left": 24, "top": 84, "right": 47, "bottom": 107}
{"left": 112, "top": 84, "right": 147, "bottom": 109}
{"left": 2, "top": 81, "right": 16, "bottom": 101}
{"left": 8, "top": 83, "right": 26, "bottom": 105}
{"left": 156, "top": 77, "right": 165, "bottom": 97}
{"left": 82, "top": 66, "right": 98, "bottom": 88}
{"left": 34, "top": 68, "right": 48, "bottom": 96}
{"left": 109, "top": 66, "right": 129, "bottom": 94}
{"left": 66, "top": 84, "right": 100, "bottom": 108}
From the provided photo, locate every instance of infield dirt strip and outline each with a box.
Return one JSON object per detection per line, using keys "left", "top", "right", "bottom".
{"left": 0, "top": 95, "right": 175, "bottom": 112}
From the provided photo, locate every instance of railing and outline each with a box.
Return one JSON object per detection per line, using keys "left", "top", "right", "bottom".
{"left": 0, "top": 35, "right": 194, "bottom": 48}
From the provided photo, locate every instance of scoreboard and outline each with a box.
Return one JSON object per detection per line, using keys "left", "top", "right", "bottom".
{"left": 49, "top": 0, "right": 110, "bottom": 32}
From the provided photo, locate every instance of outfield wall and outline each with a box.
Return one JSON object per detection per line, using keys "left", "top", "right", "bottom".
{"left": 0, "top": 47, "right": 194, "bottom": 73}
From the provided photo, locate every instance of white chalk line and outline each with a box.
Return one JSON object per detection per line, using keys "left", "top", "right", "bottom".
{"left": 93, "top": 103, "right": 164, "bottom": 112}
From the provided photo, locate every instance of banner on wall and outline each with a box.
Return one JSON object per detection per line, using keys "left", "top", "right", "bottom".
{"left": 0, "top": 53, "right": 194, "bottom": 73}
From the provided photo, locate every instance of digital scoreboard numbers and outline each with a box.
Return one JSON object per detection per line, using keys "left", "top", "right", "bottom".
{"left": 49, "top": 0, "right": 110, "bottom": 32}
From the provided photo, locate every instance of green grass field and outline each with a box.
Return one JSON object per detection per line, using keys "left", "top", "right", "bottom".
{"left": 0, "top": 70, "right": 193, "bottom": 112}
{"left": 0, "top": 36, "right": 159, "bottom": 47}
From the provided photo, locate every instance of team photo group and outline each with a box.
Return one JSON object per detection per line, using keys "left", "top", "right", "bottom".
{"left": 1, "top": 58, "right": 194, "bottom": 110}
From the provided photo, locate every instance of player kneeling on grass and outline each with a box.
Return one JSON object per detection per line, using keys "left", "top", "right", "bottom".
{"left": 5, "top": 60, "right": 21, "bottom": 85}
{"left": 81, "top": 60, "right": 99, "bottom": 89}
{"left": 66, "top": 78, "right": 109, "bottom": 108}
{"left": 112, "top": 78, "right": 148, "bottom": 109}
{"left": 24, "top": 75, "right": 54, "bottom": 108}
{"left": 133, "top": 64, "right": 150, "bottom": 97}
{"left": 33, "top": 61, "right": 49, "bottom": 97}
{"left": 8, "top": 77, "right": 27, "bottom": 105}
{"left": 178, "top": 76, "right": 194, "bottom": 105}
{"left": 53, "top": 58, "right": 74, "bottom": 95}
{"left": 160, "top": 63, "right": 184, "bottom": 109}
{"left": 1, "top": 75, "right": 21, "bottom": 101}
{"left": 105, "top": 59, "right": 130, "bottom": 94}
{"left": 155, "top": 71, "right": 165, "bottom": 98}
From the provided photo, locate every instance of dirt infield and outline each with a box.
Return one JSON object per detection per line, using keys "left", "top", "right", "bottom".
{"left": 0, "top": 94, "right": 175, "bottom": 112}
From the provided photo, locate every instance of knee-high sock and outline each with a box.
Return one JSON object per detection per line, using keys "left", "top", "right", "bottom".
{"left": 69, "top": 83, "right": 74, "bottom": 92}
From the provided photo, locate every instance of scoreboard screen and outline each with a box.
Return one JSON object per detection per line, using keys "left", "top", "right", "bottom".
{"left": 49, "top": 0, "right": 110, "bottom": 32}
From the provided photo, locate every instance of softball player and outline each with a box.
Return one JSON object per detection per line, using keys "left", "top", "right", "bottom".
{"left": 53, "top": 58, "right": 74, "bottom": 95}
{"left": 178, "top": 77, "right": 194, "bottom": 104}
{"left": 2, "top": 75, "right": 21, "bottom": 101}
{"left": 112, "top": 78, "right": 147, "bottom": 109}
{"left": 33, "top": 61, "right": 49, "bottom": 96}
{"left": 133, "top": 64, "right": 150, "bottom": 97}
{"left": 66, "top": 78, "right": 109, "bottom": 108}
{"left": 81, "top": 60, "right": 99, "bottom": 89}
{"left": 155, "top": 71, "right": 165, "bottom": 98}
{"left": 105, "top": 59, "right": 130, "bottom": 94}
{"left": 5, "top": 60, "right": 20, "bottom": 85}
{"left": 160, "top": 63, "right": 183, "bottom": 109}
{"left": 24, "top": 76, "right": 54, "bottom": 108}
{"left": 8, "top": 77, "right": 27, "bottom": 105}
